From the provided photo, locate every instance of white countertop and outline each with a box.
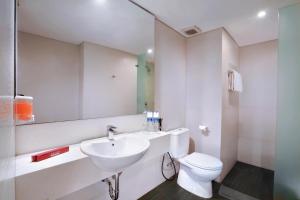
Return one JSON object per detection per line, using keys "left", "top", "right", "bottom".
{"left": 16, "top": 131, "right": 168, "bottom": 177}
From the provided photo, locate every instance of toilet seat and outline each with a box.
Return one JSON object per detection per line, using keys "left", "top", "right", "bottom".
{"left": 184, "top": 152, "right": 223, "bottom": 171}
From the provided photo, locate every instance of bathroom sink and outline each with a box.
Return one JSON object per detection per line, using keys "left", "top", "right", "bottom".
{"left": 80, "top": 136, "right": 150, "bottom": 172}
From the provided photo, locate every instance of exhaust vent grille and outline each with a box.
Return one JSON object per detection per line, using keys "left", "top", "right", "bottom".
{"left": 182, "top": 26, "right": 202, "bottom": 37}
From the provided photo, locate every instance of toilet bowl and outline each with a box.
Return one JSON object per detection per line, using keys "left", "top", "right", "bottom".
{"left": 177, "top": 152, "right": 223, "bottom": 198}
{"left": 169, "top": 128, "right": 223, "bottom": 199}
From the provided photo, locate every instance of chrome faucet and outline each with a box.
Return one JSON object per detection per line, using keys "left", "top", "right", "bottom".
{"left": 107, "top": 125, "right": 117, "bottom": 140}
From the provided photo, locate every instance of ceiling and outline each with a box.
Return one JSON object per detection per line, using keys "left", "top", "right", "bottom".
{"left": 17, "top": 0, "right": 300, "bottom": 50}
{"left": 133, "top": 0, "right": 300, "bottom": 46}
{"left": 18, "top": 0, "right": 155, "bottom": 55}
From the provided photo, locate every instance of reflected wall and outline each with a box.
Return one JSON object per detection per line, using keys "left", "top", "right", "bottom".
{"left": 17, "top": 0, "right": 155, "bottom": 124}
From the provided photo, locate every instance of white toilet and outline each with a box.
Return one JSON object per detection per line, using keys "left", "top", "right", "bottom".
{"left": 169, "top": 128, "right": 223, "bottom": 199}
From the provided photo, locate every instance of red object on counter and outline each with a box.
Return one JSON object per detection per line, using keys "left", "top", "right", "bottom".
{"left": 31, "top": 146, "right": 69, "bottom": 162}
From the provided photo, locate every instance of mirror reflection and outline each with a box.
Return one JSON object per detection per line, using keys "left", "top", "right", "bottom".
{"left": 17, "top": 0, "right": 155, "bottom": 124}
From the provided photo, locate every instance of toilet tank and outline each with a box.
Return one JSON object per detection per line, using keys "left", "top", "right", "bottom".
{"left": 169, "top": 128, "right": 190, "bottom": 159}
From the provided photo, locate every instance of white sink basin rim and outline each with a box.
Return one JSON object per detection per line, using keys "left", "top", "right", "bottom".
{"left": 80, "top": 136, "right": 150, "bottom": 171}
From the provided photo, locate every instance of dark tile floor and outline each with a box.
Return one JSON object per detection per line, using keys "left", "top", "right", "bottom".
{"left": 139, "top": 162, "right": 274, "bottom": 200}
{"left": 139, "top": 179, "right": 228, "bottom": 200}
{"left": 222, "top": 162, "right": 274, "bottom": 200}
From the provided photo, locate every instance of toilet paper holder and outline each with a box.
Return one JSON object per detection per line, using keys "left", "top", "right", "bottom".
{"left": 199, "top": 125, "right": 208, "bottom": 132}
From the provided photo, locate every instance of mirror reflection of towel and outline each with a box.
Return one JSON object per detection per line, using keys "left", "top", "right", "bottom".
{"left": 228, "top": 70, "right": 243, "bottom": 92}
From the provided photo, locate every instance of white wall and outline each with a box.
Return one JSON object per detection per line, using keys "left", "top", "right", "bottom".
{"left": 18, "top": 34, "right": 139, "bottom": 123}
{"left": 18, "top": 32, "right": 81, "bottom": 123}
{"left": 57, "top": 156, "right": 165, "bottom": 200}
{"left": 220, "top": 30, "right": 239, "bottom": 180}
{"left": 16, "top": 114, "right": 146, "bottom": 155}
{"left": 238, "top": 40, "right": 277, "bottom": 170}
{"left": 80, "top": 42, "right": 138, "bottom": 119}
{"left": 186, "top": 29, "right": 223, "bottom": 158}
{"left": 155, "top": 21, "right": 186, "bottom": 130}
{"left": 185, "top": 29, "right": 240, "bottom": 181}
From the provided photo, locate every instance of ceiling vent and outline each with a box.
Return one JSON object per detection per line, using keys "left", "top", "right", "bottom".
{"left": 182, "top": 26, "right": 202, "bottom": 37}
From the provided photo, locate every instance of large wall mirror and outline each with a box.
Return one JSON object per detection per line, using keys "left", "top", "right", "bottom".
{"left": 17, "top": 0, "right": 155, "bottom": 124}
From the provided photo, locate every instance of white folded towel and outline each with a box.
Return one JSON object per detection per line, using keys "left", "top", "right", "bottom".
{"left": 228, "top": 70, "right": 243, "bottom": 92}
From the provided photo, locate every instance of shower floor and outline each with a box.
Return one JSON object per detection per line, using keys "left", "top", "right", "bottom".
{"left": 220, "top": 162, "right": 274, "bottom": 200}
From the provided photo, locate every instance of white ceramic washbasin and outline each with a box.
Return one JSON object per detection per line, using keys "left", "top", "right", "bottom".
{"left": 80, "top": 136, "right": 150, "bottom": 172}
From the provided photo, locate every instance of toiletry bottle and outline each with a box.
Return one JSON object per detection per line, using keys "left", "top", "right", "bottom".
{"left": 146, "top": 117, "right": 152, "bottom": 131}
{"left": 153, "top": 112, "right": 160, "bottom": 132}
{"left": 158, "top": 118, "right": 163, "bottom": 131}
{"left": 146, "top": 112, "right": 153, "bottom": 132}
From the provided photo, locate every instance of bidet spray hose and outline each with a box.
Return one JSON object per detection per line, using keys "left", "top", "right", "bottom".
{"left": 161, "top": 152, "right": 177, "bottom": 181}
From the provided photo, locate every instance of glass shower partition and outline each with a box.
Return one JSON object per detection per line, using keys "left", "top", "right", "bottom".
{"left": 275, "top": 3, "right": 300, "bottom": 200}
{"left": 0, "top": 0, "right": 16, "bottom": 199}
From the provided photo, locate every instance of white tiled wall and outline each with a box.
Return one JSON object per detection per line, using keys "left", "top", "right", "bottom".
{"left": 155, "top": 21, "right": 187, "bottom": 131}
{"left": 220, "top": 30, "right": 239, "bottom": 181}
{"left": 186, "top": 29, "right": 223, "bottom": 159}
{"left": 238, "top": 40, "right": 277, "bottom": 170}
{"left": 185, "top": 29, "right": 240, "bottom": 182}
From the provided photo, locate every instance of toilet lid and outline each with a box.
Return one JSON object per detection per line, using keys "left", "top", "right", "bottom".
{"left": 185, "top": 152, "right": 223, "bottom": 170}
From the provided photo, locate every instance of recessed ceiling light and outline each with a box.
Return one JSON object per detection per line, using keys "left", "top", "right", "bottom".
{"left": 257, "top": 10, "right": 267, "bottom": 18}
{"left": 95, "top": 0, "right": 106, "bottom": 4}
{"left": 147, "top": 49, "right": 153, "bottom": 54}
